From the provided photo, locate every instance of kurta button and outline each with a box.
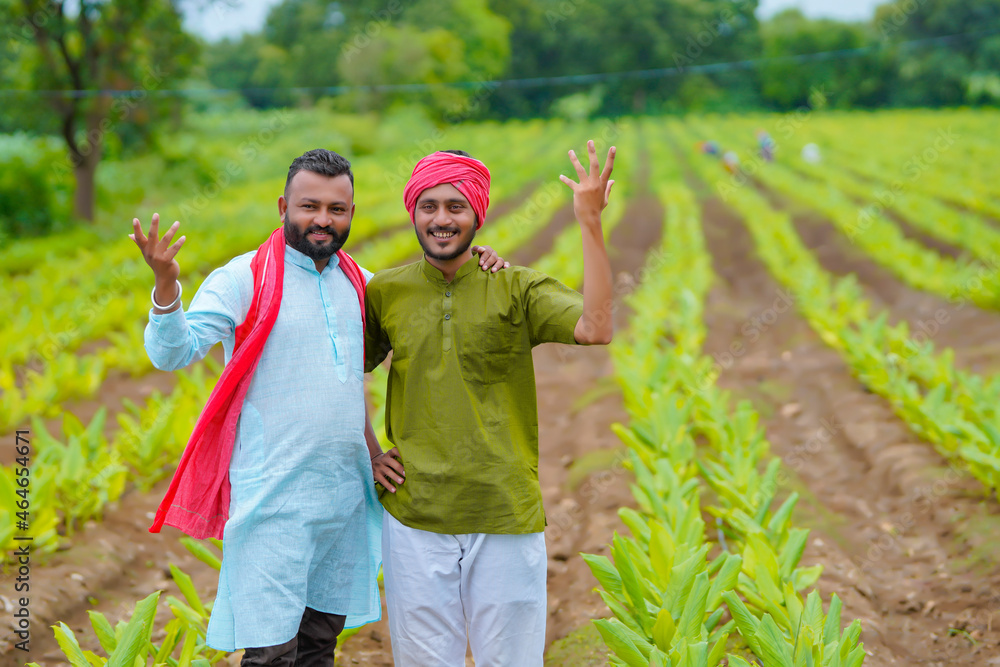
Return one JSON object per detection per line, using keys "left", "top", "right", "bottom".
{"left": 445, "top": 291, "right": 451, "bottom": 297}
{"left": 444, "top": 313, "right": 451, "bottom": 320}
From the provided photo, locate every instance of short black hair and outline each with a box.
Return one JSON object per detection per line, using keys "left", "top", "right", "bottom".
{"left": 285, "top": 149, "right": 354, "bottom": 194}
{"left": 441, "top": 149, "right": 472, "bottom": 158}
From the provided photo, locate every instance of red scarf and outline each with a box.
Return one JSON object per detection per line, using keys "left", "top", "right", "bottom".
{"left": 150, "top": 228, "right": 367, "bottom": 539}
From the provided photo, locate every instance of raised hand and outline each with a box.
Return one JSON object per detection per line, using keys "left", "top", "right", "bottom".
{"left": 559, "top": 140, "right": 616, "bottom": 227}
{"left": 130, "top": 212, "right": 186, "bottom": 284}
{"left": 131, "top": 213, "right": 187, "bottom": 311}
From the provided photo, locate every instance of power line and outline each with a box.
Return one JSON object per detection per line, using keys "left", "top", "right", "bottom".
{"left": 2, "top": 27, "right": 997, "bottom": 99}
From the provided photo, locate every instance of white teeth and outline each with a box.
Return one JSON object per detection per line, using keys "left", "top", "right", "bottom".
{"left": 432, "top": 231, "right": 456, "bottom": 238}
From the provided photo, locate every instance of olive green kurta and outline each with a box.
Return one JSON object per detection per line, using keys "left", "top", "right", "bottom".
{"left": 364, "top": 255, "right": 583, "bottom": 534}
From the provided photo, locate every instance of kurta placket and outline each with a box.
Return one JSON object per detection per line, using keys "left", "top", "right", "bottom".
{"left": 317, "top": 254, "right": 349, "bottom": 383}
{"left": 442, "top": 286, "right": 453, "bottom": 352}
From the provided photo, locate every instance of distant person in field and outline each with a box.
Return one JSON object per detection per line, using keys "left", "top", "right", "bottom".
{"left": 722, "top": 150, "right": 741, "bottom": 175}
{"left": 130, "top": 149, "right": 506, "bottom": 667}
{"left": 757, "top": 129, "right": 775, "bottom": 162}
{"left": 363, "top": 141, "right": 616, "bottom": 665}
{"left": 802, "top": 142, "right": 822, "bottom": 164}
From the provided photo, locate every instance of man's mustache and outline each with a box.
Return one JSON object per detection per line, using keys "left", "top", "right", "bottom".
{"left": 305, "top": 225, "right": 345, "bottom": 237}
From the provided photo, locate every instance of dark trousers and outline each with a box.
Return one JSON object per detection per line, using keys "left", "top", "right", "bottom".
{"left": 240, "top": 607, "right": 347, "bottom": 667}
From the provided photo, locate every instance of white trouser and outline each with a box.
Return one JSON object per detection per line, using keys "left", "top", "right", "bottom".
{"left": 382, "top": 509, "right": 547, "bottom": 666}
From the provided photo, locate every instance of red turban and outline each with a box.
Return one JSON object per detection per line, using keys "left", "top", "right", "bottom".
{"left": 403, "top": 152, "right": 491, "bottom": 229}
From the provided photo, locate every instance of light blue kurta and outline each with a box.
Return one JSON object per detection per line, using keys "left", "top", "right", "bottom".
{"left": 144, "top": 245, "right": 382, "bottom": 651}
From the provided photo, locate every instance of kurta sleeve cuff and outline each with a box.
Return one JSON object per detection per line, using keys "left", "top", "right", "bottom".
{"left": 145, "top": 307, "right": 197, "bottom": 370}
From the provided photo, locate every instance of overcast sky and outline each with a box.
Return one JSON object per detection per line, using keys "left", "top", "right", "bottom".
{"left": 183, "top": 0, "right": 886, "bottom": 43}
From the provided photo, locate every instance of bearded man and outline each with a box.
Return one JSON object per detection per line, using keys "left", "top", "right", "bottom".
{"left": 131, "top": 148, "right": 505, "bottom": 666}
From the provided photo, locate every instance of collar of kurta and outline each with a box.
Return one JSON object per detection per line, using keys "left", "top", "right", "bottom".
{"left": 285, "top": 244, "right": 341, "bottom": 273}
{"left": 420, "top": 254, "right": 482, "bottom": 286}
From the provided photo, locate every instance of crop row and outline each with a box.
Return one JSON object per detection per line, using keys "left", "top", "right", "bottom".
{"left": 688, "top": 118, "right": 1000, "bottom": 313}
{"left": 673, "top": 120, "right": 1000, "bottom": 500}
{"left": 585, "top": 137, "right": 865, "bottom": 666}
{"left": 703, "top": 114, "right": 1000, "bottom": 269}
{"left": 26, "top": 538, "right": 230, "bottom": 667}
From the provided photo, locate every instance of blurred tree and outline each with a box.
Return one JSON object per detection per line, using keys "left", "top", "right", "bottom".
{"left": 399, "top": 0, "right": 510, "bottom": 79}
{"left": 487, "top": 0, "right": 761, "bottom": 116}
{"left": 203, "top": 0, "right": 360, "bottom": 109}
{"left": 191, "top": 0, "right": 1000, "bottom": 121}
{"left": 337, "top": 0, "right": 510, "bottom": 122}
{"left": 203, "top": 35, "right": 275, "bottom": 108}
{"left": 876, "top": 0, "right": 1000, "bottom": 105}
{"left": 759, "top": 9, "right": 892, "bottom": 109}
{"left": 203, "top": 0, "right": 509, "bottom": 119}
{"left": 336, "top": 0, "right": 510, "bottom": 119}
{"left": 2, "top": 0, "right": 197, "bottom": 221}
{"left": 337, "top": 25, "right": 469, "bottom": 114}
{"left": 0, "top": 8, "right": 49, "bottom": 134}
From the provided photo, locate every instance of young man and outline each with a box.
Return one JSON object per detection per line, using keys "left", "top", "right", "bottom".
{"left": 364, "top": 141, "right": 616, "bottom": 665}
{"left": 131, "top": 149, "right": 505, "bottom": 667}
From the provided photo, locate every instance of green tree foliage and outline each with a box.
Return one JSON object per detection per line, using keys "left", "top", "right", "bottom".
{"left": 204, "top": 0, "right": 510, "bottom": 119}
{"left": 0, "top": 7, "right": 47, "bottom": 134}
{"left": 486, "top": 0, "right": 761, "bottom": 116}
{"left": 202, "top": 34, "right": 297, "bottom": 108}
{"left": 758, "top": 10, "right": 892, "bottom": 109}
{"left": 198, "top": 0, "right": 999, "bottom": 117}
{"left": 876, "top": 0, "right": 1000, "bottom": 105}
{"left": 0, "top": 135, "right": 72, "bottom": 239}
{"left": 338, "top": 0, "right": 510, "bottom": 119}
{"left": 202, "top": 0, "right": 338, "bottom": 109}
{"left": 1, "top": 0, "right": 197, "bottom": 222}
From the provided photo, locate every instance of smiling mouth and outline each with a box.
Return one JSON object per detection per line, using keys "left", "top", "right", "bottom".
{"left": 430, "top": 230, "right": 457, "bottom": 239}
{"left": 308, "top": 230, "right": 332, "bottom": 241}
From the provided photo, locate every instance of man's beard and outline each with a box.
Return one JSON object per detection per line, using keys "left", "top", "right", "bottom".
{"left": 417, "top": 226, "right": 476, "bottom": 261}
{"left": 284, "top": 214, "right": 350, "bottom": 260}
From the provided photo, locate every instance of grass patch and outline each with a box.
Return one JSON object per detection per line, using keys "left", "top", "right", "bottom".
{"left": 565, "top": 446, "right": 629, "bottom": 493}
{"left": 570, "top": 376, "right": 621, "bottom": 413}
{"left": 948, "top": 503, "right": 1000, "bottom": 573}
{"left": 731, "top": 378, "right": 794, "bottom": 419}
{"left": 545, "top": 622, "right": 608, "bottom": 667}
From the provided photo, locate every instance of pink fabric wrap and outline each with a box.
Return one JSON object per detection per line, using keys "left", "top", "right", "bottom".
{"left": 403, "top": 152, "right": 491, "bottom": 229}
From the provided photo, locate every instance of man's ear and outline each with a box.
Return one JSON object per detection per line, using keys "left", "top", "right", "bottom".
{"left": 350, "top": 202, "right": 356, "bottom": 221}
{"left": 278, "top": 195, "right": 288, "bottom": 218}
